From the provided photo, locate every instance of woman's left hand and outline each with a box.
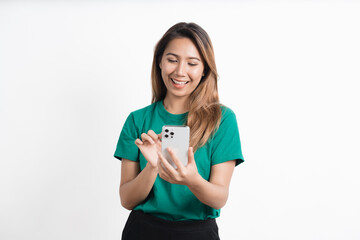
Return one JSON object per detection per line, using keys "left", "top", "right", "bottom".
{"left": 157, "top": 147, "right": 200, "bottom": 186}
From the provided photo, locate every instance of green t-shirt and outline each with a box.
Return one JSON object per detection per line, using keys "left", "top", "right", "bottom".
{"left": 114, "top": 100, "right": 244, "bottom": 221}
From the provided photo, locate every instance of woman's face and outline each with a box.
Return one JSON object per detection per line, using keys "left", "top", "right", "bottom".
{"left": 159, "top": 37, "right": 205, "bottom": 101}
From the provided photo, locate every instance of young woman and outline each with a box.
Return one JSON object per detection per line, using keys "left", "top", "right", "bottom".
{"left": 114, "top": 22, "right": 244, "bottom": 240}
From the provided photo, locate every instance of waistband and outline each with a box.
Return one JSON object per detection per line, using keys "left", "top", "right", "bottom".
{"left": 129, "top": 210, "right": 217, "bottom": 231}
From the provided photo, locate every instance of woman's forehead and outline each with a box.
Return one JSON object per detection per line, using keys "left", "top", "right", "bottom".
{"left": 164, "top": 38, "right": 201, "bottom": 59}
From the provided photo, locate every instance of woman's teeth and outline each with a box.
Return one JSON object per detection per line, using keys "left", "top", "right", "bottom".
{"left": 171, "top": 79, "right": 188, "bottom": 85}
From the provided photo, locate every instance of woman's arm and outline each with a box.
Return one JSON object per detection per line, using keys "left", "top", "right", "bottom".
{"left": 158, "top": 147, "right": 236, "bottom": 209}
{"left": 119, "top": 159, "right": 158, "bottom": 210}
{"left": 187, "top": 161, "right": 235, "bottom": 209}
{"left": 119, "top": 130, "right": 161, "bottom": 210}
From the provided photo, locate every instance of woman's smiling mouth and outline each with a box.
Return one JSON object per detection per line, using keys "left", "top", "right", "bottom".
{"left": 171, "top": 78, "right": 190, "bottom": 85}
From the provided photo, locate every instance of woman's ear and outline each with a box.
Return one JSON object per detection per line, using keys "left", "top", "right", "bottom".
{"left": 159, "top": 61, "right": 162, "bottom": 70}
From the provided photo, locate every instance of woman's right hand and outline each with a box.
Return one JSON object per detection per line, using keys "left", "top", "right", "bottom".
{"left": 135, "top": 130, "right": 162, "bottom": 169}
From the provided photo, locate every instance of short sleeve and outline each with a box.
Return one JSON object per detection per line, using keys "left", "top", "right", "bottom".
{"left": 114, "top": 113, "right": 140, "bottom": 161}
{"left": 211, "top": 108, "right": 244, "bottom": 166}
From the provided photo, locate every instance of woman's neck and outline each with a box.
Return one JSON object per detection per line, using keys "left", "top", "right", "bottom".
{"left": 163, "top": 95, "right": 189, "bottom": 114}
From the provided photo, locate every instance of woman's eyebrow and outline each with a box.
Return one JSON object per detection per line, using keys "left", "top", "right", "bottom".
{"left": 165, "top": 53, "right": 201, "bottom": 61}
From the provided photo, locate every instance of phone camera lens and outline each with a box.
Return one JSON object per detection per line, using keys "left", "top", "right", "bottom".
{"left": 165, "top": 129, "right": 169, "bottom": 133}
{"left": 164, "top": 134, "right": 169, "bottom": 138}
{"left": 170, "top": 132, "right": 174, "bottom": 135}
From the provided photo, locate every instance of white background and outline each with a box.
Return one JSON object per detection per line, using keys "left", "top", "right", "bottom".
{"left": 1, "top": 1, "right": 360, "bottom": 239}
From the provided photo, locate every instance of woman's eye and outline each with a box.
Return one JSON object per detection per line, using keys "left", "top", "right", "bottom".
{"left": 167, "top": 59, "right": 177, "bottom": 63}
{"left": 188, "top": 63, "right": 198, "bottom": 66}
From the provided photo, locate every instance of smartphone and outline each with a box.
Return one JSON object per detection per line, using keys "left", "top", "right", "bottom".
{"left": 161, "top": 125, "right": 190, "bottom": 169}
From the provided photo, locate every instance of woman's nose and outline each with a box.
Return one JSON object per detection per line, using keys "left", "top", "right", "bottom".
{"left": 175, "top": 62, "right": 186, "bottom": 76}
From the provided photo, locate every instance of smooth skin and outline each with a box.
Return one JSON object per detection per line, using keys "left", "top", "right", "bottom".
{"left": 120, "top": 37, "right": 236, "bottom": 210}
{"left": 160, "top": 37, "right": 204, "bottom": 114}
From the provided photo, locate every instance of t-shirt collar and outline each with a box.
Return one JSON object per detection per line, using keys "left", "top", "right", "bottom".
{"left": 157, "top": 100, "right": 188, "bottom": 123}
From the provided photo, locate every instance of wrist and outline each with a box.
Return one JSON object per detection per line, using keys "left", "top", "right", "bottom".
{"left": 146, "top": 162, "right": 158, "bottom": 173}
{"left": 187, "top": 172, "right": 203, "bottom": 189}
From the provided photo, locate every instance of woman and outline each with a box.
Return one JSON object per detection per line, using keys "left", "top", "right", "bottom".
{"left": 114, "top": 22, "right": 244, "bottom": 240}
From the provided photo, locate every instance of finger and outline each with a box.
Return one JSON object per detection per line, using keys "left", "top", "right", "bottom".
{"left": 147, "top": 130, "right": 158, "bottom": 141}
{"left": 158, "top": 133, "right": 162, "bottom": 141}
{"left": 159, "top": 171, "right": 174, "bottom": 184}
{"left": 135, "top": 139, "right": 143, "bottom": 146}
{"left": 157, "top": 159, "right": 172, "bottom": 181}
{"left": 141, "top": 133, "right": 155, "bottom": 144}
{"left": 157, "top": 153, "right": 173, "bottom": 180}
{"left": 188, "top": 147, "right": 195, "bottom": 164}
{"left": 158, "top": 154, "right": 174, "bottom": 177}
{"left": 158, "top": 151, "right": 178, "bottom": 176}
{"left": 167, "top": 147, "right": 185, "bottom": 172}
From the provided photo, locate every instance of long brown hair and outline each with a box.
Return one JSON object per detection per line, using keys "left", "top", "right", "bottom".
{"left": 151, "top": 22, "right": 221, "bottom": 150}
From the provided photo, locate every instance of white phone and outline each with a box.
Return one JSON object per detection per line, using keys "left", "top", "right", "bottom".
{"left": 161, "top": 125, "right": 190, "bottom": 168}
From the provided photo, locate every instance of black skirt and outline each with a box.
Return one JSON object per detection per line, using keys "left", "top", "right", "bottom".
{"left": 122, "top": 210, "right": 220, "bottom": 240}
